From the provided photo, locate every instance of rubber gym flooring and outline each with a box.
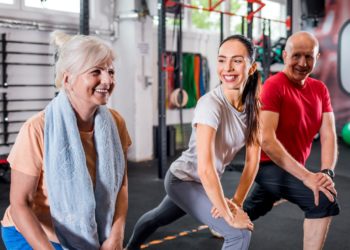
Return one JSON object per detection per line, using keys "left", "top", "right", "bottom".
{"left": 0, "top": 139, "right": 349, "bottom": 249}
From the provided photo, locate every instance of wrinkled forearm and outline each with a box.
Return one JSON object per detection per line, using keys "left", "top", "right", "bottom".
{"left": 109, "top": 175, "right": 128, "bottom": 242}
{"left": 262, "top": 137, "right": 311, "bottom": 181}
{"left": 10, "top": 204, "right": 54, "bottom": 250}
{"left": 320, "top": 131, "right": 338, "bottom": 171}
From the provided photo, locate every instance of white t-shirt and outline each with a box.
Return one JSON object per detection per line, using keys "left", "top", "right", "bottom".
{"left": 170, "top": 85, "right": 247, "bottom": 182}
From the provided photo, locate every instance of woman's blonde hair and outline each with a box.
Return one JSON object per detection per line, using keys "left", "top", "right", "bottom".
{"left": 51, "top": 31, "right": 115, "bottom": 88}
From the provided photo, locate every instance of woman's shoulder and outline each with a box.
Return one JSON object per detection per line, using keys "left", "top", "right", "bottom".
{"left": 108, "top": 108, "right": 126, "bottom": 127}
{"left": 194, "top": 87, "right": 224, "bottom": 121}
{"left": 108, "top": 108, "right": 132, "bottom": 149}
{"left": 197, "top": 86, "right": 222, "bottom": 107}
{"left": 22, "top": 111, "right": 45, "bottom": 132}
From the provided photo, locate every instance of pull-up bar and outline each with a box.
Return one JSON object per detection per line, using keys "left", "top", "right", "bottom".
{"left": 246, "top": 0, "right": 265, "bottom": 22}
{"left": 166, "top": 0, "right": 287, "bottom": 25}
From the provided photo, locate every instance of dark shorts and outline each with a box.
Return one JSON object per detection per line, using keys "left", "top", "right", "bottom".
{"left": 1, "top": 226, "right": 63, "bottom": 250}
{"left": 244, "top": 162, "right": 340, "bottom": 220}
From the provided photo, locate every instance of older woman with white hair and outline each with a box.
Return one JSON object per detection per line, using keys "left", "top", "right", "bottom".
{"left": 1, "top": 31, "right": 131, "bottom": 250}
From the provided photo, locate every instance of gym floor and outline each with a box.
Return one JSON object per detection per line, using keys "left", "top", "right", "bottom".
{"left": 1, "top": 140, "right": 349, "bottom": 249}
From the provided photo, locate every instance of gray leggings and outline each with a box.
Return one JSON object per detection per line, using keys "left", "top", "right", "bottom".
{"left": 127, "top": 171, "right": 251, "bottom": 250}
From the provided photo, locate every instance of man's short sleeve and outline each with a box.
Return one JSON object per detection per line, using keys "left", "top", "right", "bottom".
{"left": 321, "top": 84, "right": 333, "bottom": 113}
{"left": 261, "top": 78, "right": 282, "bottom": 113}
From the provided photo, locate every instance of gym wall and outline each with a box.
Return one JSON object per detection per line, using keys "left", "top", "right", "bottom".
{"left": 305, "top": 0, "right": 350, "bottom": 133}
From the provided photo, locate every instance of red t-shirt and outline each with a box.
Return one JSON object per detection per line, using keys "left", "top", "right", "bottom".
{"left": 260, "top": 72, "right": 333, "bottom": 165}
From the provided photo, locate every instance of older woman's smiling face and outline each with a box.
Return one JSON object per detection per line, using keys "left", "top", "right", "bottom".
{"left": 65, "top": 60, "right": 115, "bottom": 112}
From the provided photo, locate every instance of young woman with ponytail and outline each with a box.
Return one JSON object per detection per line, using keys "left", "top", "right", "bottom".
{"left": 126, "top": 34, "right": 261, "bottom": 250}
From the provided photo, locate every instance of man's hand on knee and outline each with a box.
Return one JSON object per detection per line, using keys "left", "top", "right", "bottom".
{"left": 318, "top": 172, "right": 337, "bottom": 195}
{"left": 303, "top": 172, "right": 337, "bottom": 206}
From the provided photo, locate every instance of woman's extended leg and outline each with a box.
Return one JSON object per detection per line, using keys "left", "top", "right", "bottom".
{"left": 126, "top": 195, "right": 186, "bottom": 250}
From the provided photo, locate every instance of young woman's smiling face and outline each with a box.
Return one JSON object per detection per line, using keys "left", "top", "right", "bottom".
{"left": 217, "top": 39, "right": 253, "bottom": 93}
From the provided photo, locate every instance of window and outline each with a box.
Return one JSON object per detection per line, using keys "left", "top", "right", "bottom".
{"left": 0, "top": 0, "right": 14, "bottom": 4}
{"left": 254, "top": 0, "right": 287, "bottom": 42}
{"left": 229, "top": 0, "right": 247, "bottom": 34}
{"left": 24, "top": 0, "right": 80, "bottom": 14}
{"left": 190, "top": 0, "right": 221, "bottom": 31}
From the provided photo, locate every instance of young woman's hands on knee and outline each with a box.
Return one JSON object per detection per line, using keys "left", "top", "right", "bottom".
{"left": 211, "top": 198, "right": 254, "bottom": 231}
{"left": 211, "top": 197, "right": 239, "bottom": 219}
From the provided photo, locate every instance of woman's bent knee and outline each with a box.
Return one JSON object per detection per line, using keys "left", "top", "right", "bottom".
{"left": 223, "top": 229, "right": 251, "bottom": 250}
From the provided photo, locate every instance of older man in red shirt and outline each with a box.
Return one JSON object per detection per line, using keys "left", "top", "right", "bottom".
{"left": 244, "top": 31, "right": 339, "bottom": 250}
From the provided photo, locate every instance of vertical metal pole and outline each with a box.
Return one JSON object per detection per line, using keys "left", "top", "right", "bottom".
{"left": 247, "top": 2, "right": 253, "bottom": 39}
{"left": 2, "top": 93, "right": 8, "bottom": 145}
{"left": 220, "top": 12, "right": 224, "bottom": 43}
{"left": 1, "top": 33, "right": 7, "bottom": 88}
{"left": 80, "top": 0, "right": 89, "bottom": 35}
{"left": 241, "top": 16, "right": 245, "bottom": 36}
{"left": 178, "top": 5, "right": 183, "bottom": 90}
{"left": 158, "top": 0, "right": 167, "bottom": 178}
{"left": 1, "top": 34, "right": 9, "bottom": 145}
{"left": 287, "top": 0, "right": 293, "bottom": 37}
{"left": 178, "top": 3, "right": 185, "bottom": 149}
{"left": 263, "top": 19, "right": 271, "bottom": 79}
